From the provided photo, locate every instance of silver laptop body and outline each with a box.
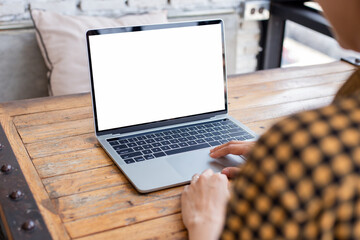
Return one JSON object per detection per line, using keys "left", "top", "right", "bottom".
{"left": 86, "top": 19, "right": 257, "bottom": 193}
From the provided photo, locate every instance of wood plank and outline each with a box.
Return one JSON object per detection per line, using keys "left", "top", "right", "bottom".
{"left": 1, "top": 93, "right": 91, "bottom": 117}
{"left": 228, "top": 81, "right": 342, "bottom": 110}
{"left": 55, "top": 184, "right": 183, "bottom": 222}
{"left": 13, "top": 106, "right": 93, "bottom": 128}
{"left": 245, "top": 117, "right": 284, "bottom": 135}
{"left": 33, "top": 147, "right": 112, "bottom": 178}
{"left": 18, "top": 118, "right": 94, "bottom": 144}
{"left": 43, "top": 166, "right": 127, "bottom": 198}
{"left": 231, "top": 96, "right": 333, "bottom": 124}
{"left": 65, "top": 196, "right": 181, "bottom": 238}
{"left": 228, "top": 70, "right": 351, "bottom": 93}
{"left": 26, "top": 133, "right": 99, "bottom": 159}
{"left": 228, "top": 61, "right": 355, "bottom": 85}
{"left": 76, "top": 213, "right": 186, "bottom": 240}
{"left": 0, "top": 117, "right": 70, "bottom": 240}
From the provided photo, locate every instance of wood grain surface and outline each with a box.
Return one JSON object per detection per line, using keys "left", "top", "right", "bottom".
{"left": 0, "top": 62, "right": 356, "bottom": 239}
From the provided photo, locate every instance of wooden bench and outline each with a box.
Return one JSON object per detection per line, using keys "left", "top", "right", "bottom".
{"left": 0, "top": 61, "right": 356, "bottom": 239}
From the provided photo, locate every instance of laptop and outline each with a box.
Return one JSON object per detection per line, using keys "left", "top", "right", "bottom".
{"left": 86, "top": 19, "right": 257, "bottom": 193}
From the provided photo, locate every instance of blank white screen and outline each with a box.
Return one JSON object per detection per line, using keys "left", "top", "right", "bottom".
{"left": 89, "top": 23, "right": 226, "bottom": 131}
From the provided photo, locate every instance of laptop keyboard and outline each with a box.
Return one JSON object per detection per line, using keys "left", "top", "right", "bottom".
{"left": 107, "top": 119, "right": 254, "bottom": 164}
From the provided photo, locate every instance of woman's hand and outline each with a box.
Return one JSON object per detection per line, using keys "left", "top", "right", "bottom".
{"left": 210, "top": 141, "right": 255, "bottom": 179}
{"left": 181, "top": 169, "right": 230, "bottom": 240}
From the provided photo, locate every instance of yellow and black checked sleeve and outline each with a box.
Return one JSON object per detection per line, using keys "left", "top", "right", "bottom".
{"left": 221, "top": 91, "right": 360, "bottom": 239}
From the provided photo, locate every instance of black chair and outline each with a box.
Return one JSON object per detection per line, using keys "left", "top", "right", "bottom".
{"left": 257, "top": 0, "right": 333, "bottom": 70}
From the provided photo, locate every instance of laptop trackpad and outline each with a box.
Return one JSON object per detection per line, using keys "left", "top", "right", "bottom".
{"left": 167, "top": 148, "right": 245, "bottom": 179}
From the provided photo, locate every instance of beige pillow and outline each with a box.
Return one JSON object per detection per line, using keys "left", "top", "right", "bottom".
{"left": 30, "top": 9, "right": 167, "bottom": 96}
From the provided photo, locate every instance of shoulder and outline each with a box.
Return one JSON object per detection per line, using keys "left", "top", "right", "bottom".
{"left": 251, "top": 93, "right": 360, "bottom": 163}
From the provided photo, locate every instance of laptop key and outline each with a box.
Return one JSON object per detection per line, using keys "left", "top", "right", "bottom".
{"left": 213, "top": 136, "right": 221, "bottom": 140}
{"left": 151, "top": 148, "right": 162, "bottom": 153}
{"left": 109, "top": 141, "right": 119, "bottom": 146}
{"left": 187, "top": 136, "right": 196, "bottom": 141}
{"left": 169, "top": 144, "right": 180, "bottom": 149}
{"left": 124, "top": 159, "right": 135, "bottom": 164}
{"left": 195, "top": 139, "right": 206, "bottom": 144}
{"left": 144, "top": 154, "right": 155, "bottom": 160}
{"left": 228, "top": 128, "right": 242, "bottom": 133}
{"left": 127, "top": 142, "right": 137, "bottom": 147}
{"left": 154, "top": 137, "right": 164, "bottom": 141}
{"left": 178, "top": 138, "right": 187, "bottom": 142}
{"left": 117, "top": 148, "right": 134, "bottom": 154}
{"left": 134, "top": 146, "right": 143, "bottom": 151}
{"left": 136, "top": 136, "right": 147, "bottom": 141}
{"left": 161, "top": 140, "right": 171, "bottom": 145}
{"left": 163, "top": 135, "right": 173, "bottom": 140}
{"left": 165, "top": 143, "right": 211, "bottom": 156}
{"left": 187, "top": 141, "right": 197, "bottom": 145}
{"left": 229, "top": 132, "right": 243, "bottom": 138}
{"left": 153, "top": 152, "right": 166, "bottom": 158}
{"left": 205, "top": 137, "right": 214, "bottom": 142}
{"left": 243, "top": 134, "right": 254, "bottom": 139}
{"left": 146, "top": 139, "right": 155, "bottom": 144}
{"left": 209, "top": 141, "right": 221, "bottom": 146}
{"left": 143, "top": 144, "right": 152, "bottom": 149}
{"left": 134, "top": 156, "right": 145, "bottom": 162}
{"left": 160, "top": 146, "right": 171, "bottom": 151}
{"left": 137, "top": 140, "right": 146, "bottom": 145}
{"left": 219, "top": 139, "right": 228, "bottom": 144}
{"left": 119, "top": 139, "right": 128, "bottom": 144}
{"left": 151, "top": 143, "right": 161, "bottom": 148}
{"left": 178, "top": 142, "right": 188, "bottom": 147}
{"left": 142, "top": 150, "right": 152, "bottom": 154}
{"left": 172, "top": 134, "right": 181, "bottom": 138}
{"left": 120, "top": 152, "right": 142, "bottom": 159}
{"left": 113, "top": 145, "right": 127, "bottom": 150}
{"left": 169, "top": 139, "right": 179, "bottom": 144}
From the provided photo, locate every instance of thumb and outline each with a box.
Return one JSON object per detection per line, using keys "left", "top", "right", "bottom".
{"left": 221, "top": 167, "right": 241, "bottom": 179}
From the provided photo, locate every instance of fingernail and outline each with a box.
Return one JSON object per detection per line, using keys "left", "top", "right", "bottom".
{"left": 222, "top": 168, "right": 229, "bottom": 175}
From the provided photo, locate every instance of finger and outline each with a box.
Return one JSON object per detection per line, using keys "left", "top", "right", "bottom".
{"left": 210, "top": 140, "right": 241, "bottom": 153}
{"left": 221, "top": 167, "right": 241, "bottom": 179}
{"left": 191, "top": 174, "right": 200, "bottom": 184}
{"left": 201, "top": 168, "right": 214, "bottom": 177}
{"left": 210, "top": 142, "right": 247, "bottom": 158}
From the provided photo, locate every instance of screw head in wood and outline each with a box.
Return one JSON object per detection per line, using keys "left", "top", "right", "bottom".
{"left": 22, "top": 220, "right": 35, "bottom": 231}
{"left": 9, "top": 190, "right": 24, "bottom": 201}
{"left": 1, "top": 164, "right": 12, "bottom": 173}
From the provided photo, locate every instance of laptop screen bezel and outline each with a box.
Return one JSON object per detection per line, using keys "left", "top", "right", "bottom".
{"left": 86, "top": 19, "right": 228, "bottom": 136}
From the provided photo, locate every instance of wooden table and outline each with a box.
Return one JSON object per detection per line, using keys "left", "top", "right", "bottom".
{"left": 0, "top": 61, "right": 356, "bottom": 239}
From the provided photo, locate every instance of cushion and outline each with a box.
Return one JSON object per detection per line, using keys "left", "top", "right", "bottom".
{"left": 30, "top": 9, "right": 167, "bottom": 96}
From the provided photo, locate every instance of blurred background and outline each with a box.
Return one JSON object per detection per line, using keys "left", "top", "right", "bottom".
{"left": 0, "top": 0, "right": 359, "bottom": 102}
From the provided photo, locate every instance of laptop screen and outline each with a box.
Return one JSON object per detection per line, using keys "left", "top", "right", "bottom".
{"left": 88, "top": 20, "right": 227, "bottom": 133}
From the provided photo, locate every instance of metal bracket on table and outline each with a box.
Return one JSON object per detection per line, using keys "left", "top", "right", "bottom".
{"left": 240, "top": 1, "right": 270, "bottom": 21}
{"left": 0, "top": 124, "right": 52, "bottom": 240}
